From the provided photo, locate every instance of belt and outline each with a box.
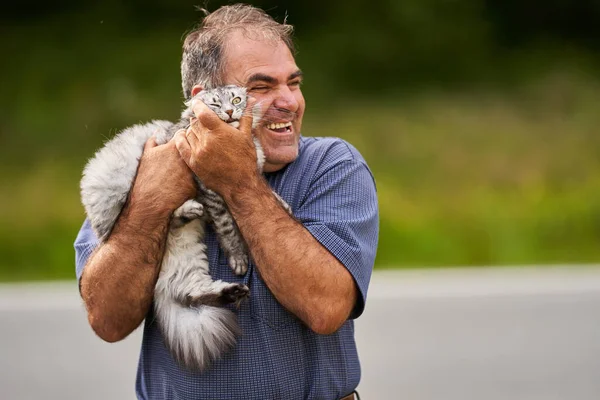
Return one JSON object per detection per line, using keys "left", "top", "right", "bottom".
{"left": 340, "top": 391, "right": 360, "bottom": 400}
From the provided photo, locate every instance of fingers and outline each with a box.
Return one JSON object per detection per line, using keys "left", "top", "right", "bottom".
{"left": 189, "top": 126, "right": 204, "bottom": 151}
{"left": 239, "top": 96, "right": 257, "bottom": 134}
{"left": 174, "top": 129, "right": 192, "bottom": 163}
{"left": 191, "top": 99, "right": 221, "bottom": 130}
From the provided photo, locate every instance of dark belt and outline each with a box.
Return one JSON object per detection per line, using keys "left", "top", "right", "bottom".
{"left": 340, "top": 390, "right": 360, "bottom": 400}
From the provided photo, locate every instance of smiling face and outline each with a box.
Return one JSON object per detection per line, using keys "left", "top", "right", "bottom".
{"left": 221, "top": 30, "right": 306, "bottom": 172}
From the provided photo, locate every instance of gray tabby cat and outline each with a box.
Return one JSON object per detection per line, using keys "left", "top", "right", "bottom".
{"left": 80, "top": 85, "right": 287, "bottom": 372}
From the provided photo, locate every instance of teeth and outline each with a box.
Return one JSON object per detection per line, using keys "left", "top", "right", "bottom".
{"left": 266, "top": 121, "right": 292, "bottom": 130}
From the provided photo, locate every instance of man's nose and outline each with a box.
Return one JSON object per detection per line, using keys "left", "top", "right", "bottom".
{"left": 273, "top": 86, "right": 299, "bottom": 111}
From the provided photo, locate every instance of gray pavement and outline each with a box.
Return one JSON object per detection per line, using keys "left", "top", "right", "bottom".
{"left": 1, "top": 266, "right": 600, "bottom": 399}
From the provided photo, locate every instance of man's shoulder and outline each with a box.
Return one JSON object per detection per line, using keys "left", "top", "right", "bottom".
{"left": 298, "top": 136, "right": 365, "bottom": 166}
{"left": 267, "top": 136, "right": 374, "bottom": 199}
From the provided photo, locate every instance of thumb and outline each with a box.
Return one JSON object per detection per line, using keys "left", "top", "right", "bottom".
{"left": 239, "top": 96, "right": 257, "bottom": 134}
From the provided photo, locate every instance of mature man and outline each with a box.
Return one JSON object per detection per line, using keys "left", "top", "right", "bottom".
{"left": 74, "top": 4, "right": 378, "bottom": 399}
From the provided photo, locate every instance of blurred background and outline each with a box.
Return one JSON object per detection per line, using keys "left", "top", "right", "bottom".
{"left": 1, "top": 0, "right": 600, "bottom": 281}
{"left": 2, "top": 2, "right": 600, "bottom": 399}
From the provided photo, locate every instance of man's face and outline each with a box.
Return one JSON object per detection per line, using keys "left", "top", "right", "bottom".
{"left": 221, "top": 31, "right": 305, "bottom": 173}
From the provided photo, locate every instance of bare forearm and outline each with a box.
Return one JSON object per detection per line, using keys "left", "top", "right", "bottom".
{"left": 175, "top": 102, "right": 356, "bottom": 333}
{"left": 80, "top": 198, "right": 170, "bottom": 342}
{"left": 81, "top": 138, "right": 195, "bottom": 342}
{"left": 224, "top": 177, "right": 357, "bottom": 334}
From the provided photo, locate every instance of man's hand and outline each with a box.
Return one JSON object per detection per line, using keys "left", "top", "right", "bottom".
{"left": 174, "top": 100, "right": 259, "bottom": 197}
{"left": 132, "top": 136, "right": 196, "bottom": 214}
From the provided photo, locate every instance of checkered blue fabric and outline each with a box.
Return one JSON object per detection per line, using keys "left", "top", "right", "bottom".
{"left": 74, "top": 136, "right": 379, "bottom": 400}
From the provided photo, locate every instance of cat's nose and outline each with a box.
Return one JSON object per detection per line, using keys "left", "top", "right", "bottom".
{"left": 225, "top": 109, "right": 233, "bottom": 117}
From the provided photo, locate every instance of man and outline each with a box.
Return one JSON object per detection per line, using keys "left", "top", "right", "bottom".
{"left": 74, "top": 4, "right": 378, "bottom": 399}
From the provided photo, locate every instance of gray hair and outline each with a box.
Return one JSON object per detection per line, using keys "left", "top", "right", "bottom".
{"left": 181, "top": 4, "right": 295, "bottom": 100}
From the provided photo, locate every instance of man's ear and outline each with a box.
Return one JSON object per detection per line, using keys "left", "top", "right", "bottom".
{"left": 191, "top": 85, "right": 203, "bottom": 97}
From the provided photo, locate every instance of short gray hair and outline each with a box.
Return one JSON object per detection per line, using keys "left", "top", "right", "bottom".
{"left": 181, "top": 4, "right": 295, "bottom": 100}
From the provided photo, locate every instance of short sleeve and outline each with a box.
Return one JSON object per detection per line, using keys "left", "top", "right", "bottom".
{"left": 74, "top": 219, "right": 99, "bottom": 281}
{"left": 294, "top": 157, "right": 379, "bottom": 319}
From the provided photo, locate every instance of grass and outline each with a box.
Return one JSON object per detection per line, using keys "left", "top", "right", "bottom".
{"left": 1, "top": 73, "right": 600, "bottom": 281}
{"left": 303, "top": 73, "right": 600, "bottom": 268}
{"left": 0, "top": 164, "right": 85, "bottom": 281}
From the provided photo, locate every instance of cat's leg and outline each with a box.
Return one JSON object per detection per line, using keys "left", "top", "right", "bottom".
{"left": 159, "top": 221, "right": 250, "bottom": 308}
{"left": 155, "top": 220, "right": 248, "bottom": 372}
{"left": 205, "top": 189, "right": 292, "bottom": 275}
{"left": 198, "top": 184, "right": 250, "bottom": 277}
{"left": 185, "top": 281, "right": 250, "bottom": 309}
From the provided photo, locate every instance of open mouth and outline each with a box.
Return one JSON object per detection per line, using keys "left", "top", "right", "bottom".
{"left": 265, "top": 121, "right": 292, "bottom": 133}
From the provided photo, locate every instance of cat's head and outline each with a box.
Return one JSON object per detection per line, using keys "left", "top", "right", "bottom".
{"left": 194, "top": 85, "right": 248, "bottom": 123}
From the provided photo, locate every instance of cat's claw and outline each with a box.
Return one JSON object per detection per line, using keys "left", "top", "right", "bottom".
{"left": 229, "top": 255, "right": 248, "bottom": 276}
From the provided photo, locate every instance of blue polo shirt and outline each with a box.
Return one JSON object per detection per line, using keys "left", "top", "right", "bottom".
{"left": 74, "top": 135, "right": 379, "bottom": 400}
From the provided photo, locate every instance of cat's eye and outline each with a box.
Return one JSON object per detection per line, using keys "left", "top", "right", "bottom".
{"left": 231, "top": 97, "right": 242, "bottom": 105}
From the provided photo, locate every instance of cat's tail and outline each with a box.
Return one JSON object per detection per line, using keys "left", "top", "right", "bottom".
{"left": 154, "top": 293, "right": 241, "bottom": 372}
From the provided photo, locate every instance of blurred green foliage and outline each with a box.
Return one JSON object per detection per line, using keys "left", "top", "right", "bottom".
{"left": 1, "top": 1, "right": 599, "bottom": 281}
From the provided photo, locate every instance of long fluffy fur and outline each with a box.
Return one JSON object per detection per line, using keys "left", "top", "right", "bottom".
{"left": 80, "top": 120, "right": 171, "bottom": 241}
{"left": 80, "top": 117, "right": 246, "bottom": 372}
{"left": 154, "top": 218, "right": 243, "bottom": 371}
{"left": 81, "top": 86, "right": 292, "bottom": 372}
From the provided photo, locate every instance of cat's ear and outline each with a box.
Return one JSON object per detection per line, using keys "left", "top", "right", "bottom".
{"left": 191, "top": 85, "right": 204, "bottom": 98}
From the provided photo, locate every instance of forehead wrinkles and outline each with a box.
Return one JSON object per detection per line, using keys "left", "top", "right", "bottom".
{"left": 222, "top": 30, "right": 289, "bottom": 83}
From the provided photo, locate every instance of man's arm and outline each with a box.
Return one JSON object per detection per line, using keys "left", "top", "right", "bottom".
{"left": 226, "top": 177, "right": 357, "bottom": 334}
{"left": 175, "top": 105, "right": 361, "bottom": 335}
{"left": 80, "top": 138, "right": 195, "bottom": 342}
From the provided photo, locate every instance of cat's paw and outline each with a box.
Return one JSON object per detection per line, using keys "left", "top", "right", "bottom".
{"left": 221, "top": 283, "right": 250, "bottom": 307}
{"left": 229, "top": 254, "right": 248, "bottom": 276}
{"left": 186, "top": 283, "right": 249, "bottom": 308}
{"left": 174, "top": 199, "right": 204, "bottom": 220}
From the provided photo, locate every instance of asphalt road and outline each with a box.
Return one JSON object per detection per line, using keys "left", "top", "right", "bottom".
{"left": 1, "top": 266, "right": 600, "bottom": 400}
